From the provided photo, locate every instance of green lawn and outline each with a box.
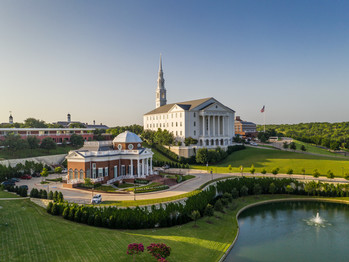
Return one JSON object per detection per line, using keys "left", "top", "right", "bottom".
{"left": 0, "top": 190, "right": 19, "bottom": 198}
{"left": 193, "top": 147, "right": 349, "bottom": 177}
{"left": 0, "top": 146, "right": 75, "bottom": 160}
{"left": 292, "top": 140, "right": 344, "bottom": 157}
{"left": 0, "top": 195, "right": 316, "bottom": 262}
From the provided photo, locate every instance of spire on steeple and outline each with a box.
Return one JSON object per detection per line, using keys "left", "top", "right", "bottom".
{"left": 159, "top": 53, "right": 163, "bottom": 72}
{"left": 156, "top": 54, "right": 167, "bottom": 108}
{"left": 9, "top": 111, "right": 13, "bottom": 124}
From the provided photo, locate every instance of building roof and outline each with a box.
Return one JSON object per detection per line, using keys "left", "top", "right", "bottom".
{"left": 113, "top": 131, "right": 143, "bottom": 143}
{"left": 79, "top": 141, "right": 113, "bottom": 152}
{"left": 144, "top": 97, "right": 216, "bottom": 115}
{"left": 85, "top": 124, "right": 109, "bottom": 129}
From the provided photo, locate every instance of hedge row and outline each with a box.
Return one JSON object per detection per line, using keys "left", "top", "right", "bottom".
{"left": 136, "top": 185, "right": 169, "bottom": 193}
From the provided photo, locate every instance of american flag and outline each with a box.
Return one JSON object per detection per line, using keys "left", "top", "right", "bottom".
{"left": 260, "top": 105, "right": 265, "bottom": 113}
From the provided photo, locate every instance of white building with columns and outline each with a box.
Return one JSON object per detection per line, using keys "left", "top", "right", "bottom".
{"left": 65, "top": 131, "right": 153, "bottom": 185}
{"left": 143, "top": 56, "right": 235, "bottom": 148}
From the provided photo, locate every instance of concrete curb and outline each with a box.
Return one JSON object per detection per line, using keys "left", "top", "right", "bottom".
{"left": 218, "top": 197, "right": 349, "bottom": 262}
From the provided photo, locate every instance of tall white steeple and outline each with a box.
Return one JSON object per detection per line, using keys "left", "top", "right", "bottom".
{"left": 156, "top": 54, "right": 167, "bottom": 108}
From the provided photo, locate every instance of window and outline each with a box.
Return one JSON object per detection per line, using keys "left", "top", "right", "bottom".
{"left": 176, "top": 122, "right": 178, "bottom": 127}
{"left": 128, "top": 144, "right": 134, "bottom": 150}
{"left": 98, "top": 168, "right": 103, "bottom": 178}
{"left": 74, "top": 169, "right": 78, "bottom": 179}
{"left": 114, "top": 166, "right": 118, "bottom": 178}
{"left": 92, "top": 163, "right": 96, "bottom": 178}
{"left": 172, "top": 122, "right": 173, "bottom": 127}
{"left": 105, "top": 167, "right": 108, "bottom": 177}
{"left": 194, "top": 112, "right": 196, "bottom": 117}
{"left": 194, "top": 130, "right": 196, "bottom": 136}
{"left": 194, "top": 121, "right": 196, "bottom": 126}
{"left": 86, "top": 169, "right": 91, "bottom": 178}
{"left": 69, "top": 169, "right": 73, "bottom": 180}
{"left": 80, "top": 169, "right": 84, "bottom": 179}
{"left": 118, "top": 144, "right": 122, "bottom": 150}
{"left": 176, "top": 131, "right": 178, "bottom": 136}
{"left": 180, "top": 131, "right": 182, "bottom": 136}
{"left": 180, "top": 122, "right": 182, "bottom": 127}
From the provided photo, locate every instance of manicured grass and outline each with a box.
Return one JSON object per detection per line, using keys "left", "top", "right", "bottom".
{"left": 0, "top": 146, "right": 75, "bottom": 160}
{"left": 101, "top": 190, "right": 201, "bottom": 207}
{"left": 193, "top": 147, "right": 349, "bottom": 177}
{"left": 1, "top": 195, "right": 314, "bottom": 262}
{"left": 0, "top": 190, "right": 20, "bottom": 198}
{"left": 143, "top": 142, "right": 174, "bottom": 163}
{"left": 182, "top": 175, "right": 195, "bottom": 181}
{"left": 292, "top": 140, "right": 344, "bottom": 157}
{"left": 117, "top": 183, "right": 135, "bottom": 188}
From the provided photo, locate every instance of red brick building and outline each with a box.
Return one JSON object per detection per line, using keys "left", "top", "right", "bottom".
{"left": 234, "top": 116, "right": 257, "bottom": 138}
{"left": 66, "top": 131, "right": 153, "bottom": 185}
{"left": 0, "top": 128, "right": 94, "bottom": 143}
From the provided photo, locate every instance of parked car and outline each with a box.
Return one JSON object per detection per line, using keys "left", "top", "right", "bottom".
{"left": 250, "top": 142, "right": 258, "bottom": 146}
{"left": 62, "top": 168, "right": 67, "bottom": 173}
{"left": 162, "top": 165, "right": 170, "bottom": 170}
{"left": 31, "top": 173, "right": 41, "bottom": 177}
{"left": 9, "top": 178, "right": 20, "bottom": 182}
{"left": 19, "top": 185, "right": 29, "bottom": 190}
{"left": 1, "top": 181, "right": 15, "bottom": 186}
{"left": 20, "top": 174, "right": 32, "bottom": 180}
{"left": 91, "top": 194, "right": 102, "bottom": 204}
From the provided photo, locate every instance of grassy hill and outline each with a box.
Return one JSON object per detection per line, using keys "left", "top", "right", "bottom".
{"left": 193, "top": 147, "right": 349, "bottom": 177}
{"left": 291, "top": 140, "right": 345, "bottom": 157}
{"left": 0, "top": 146, "right": 75, "bottom": 160}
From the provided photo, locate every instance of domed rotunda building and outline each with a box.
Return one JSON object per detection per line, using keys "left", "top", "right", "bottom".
{"left": 65, "top": 131, "right": 154, "bottom": 185}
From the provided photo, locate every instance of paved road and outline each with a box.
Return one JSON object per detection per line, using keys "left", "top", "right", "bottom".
{"left": 14, "top": 170, "right": 349, "bottom": 203}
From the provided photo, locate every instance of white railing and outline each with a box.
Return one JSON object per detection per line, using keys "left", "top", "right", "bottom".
{"left": 91, "top": 177, "right": 104, "bottom": 183}
{"left": 67, "top": 178, "right": 85, "bottom": 184}
{"left": 106, "top": 177, "right": 120, "bottom": 184}
{"left": 79, "top": 149, "right": 142, "bottom": 157}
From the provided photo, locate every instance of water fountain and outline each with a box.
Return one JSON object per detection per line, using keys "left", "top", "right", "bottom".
{"left": 312, "top": 212, "right": 323, "bottom": 224}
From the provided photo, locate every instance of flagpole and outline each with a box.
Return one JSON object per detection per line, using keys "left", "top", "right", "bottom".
{"left": 264, "top": 108, "right": 266, "bottom": 133}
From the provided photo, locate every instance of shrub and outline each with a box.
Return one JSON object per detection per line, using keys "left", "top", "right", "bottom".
{"left": 223, "top": 192, "right": 233, "bottom": 202}
{"left": 345, "top": 173, "right": 349, "bottom": 180}
{"left": 74, "top": 209, "right": 82, "bottom": 222}
{"left": 51, "top": 203, "right": 59, "bottom": 215}
{"left": 127, "top": 243, "right": 144, "bottom": 258}
{"left": 68, "top": 207, "right": 75, "bottom": 220}
{"left": 240, "top": 186, "right": 249, "bottom": 196}
{"left": 214, "top": 199, "right": 224, "bottom": 212}
{"left": 250, "top": 164, "right": 255, "bottom": 175}
{"left": 231, "top": 188, "right": 239, "bottom": 198}
{"left": 204, "top": 204, "right": 214, "bottom": 217}
{"left": 261, "top": 169, "right": 267, "bottom": 174}
{"left": 147, "top": 243, "right": 171, "bottom": 261}
{"left": 221, "top": 197, "right": 229, "bottom": 206}
{"left": 286, "top": 168, "right": 293, "bottom": 175}
{"left": 313, "top": 169, "right": 320, "bottom": 178}
{"left": 94, "top": 214, "right": 102, "bottom": 227}
{"left": 327, "top": 170, "right": 334, "bottom": 179}
{"left": 286, "top": 185, "right": 294, "bottom": 194}
{"left": 46, "top": 202, "right": 53, "bottom": 214}
{"left": 190, "top": 210, "right": 201, "bottom": 226}
{"left": 253, "top": 184, "right": 262, "bottom": 195}
{"left": 62, "top": 207, "right": 69, "bottom": 219}
{"left": 48, "top": 191, "right": 54, "bottom": 200}
{"left": 271, "top": 168, "right": 279, "bottom": 175}
{"left": 269, "top": 183, "right": 276, "bottom": 194}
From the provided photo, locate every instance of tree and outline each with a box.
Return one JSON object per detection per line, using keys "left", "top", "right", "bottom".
{"left": 300, "top": 145, "right": 306, "bottom": 151}
{"left": 240, "top": 185, "right": 249, "bottom": 196}
{"left": 228, "top": 165, "right": 232, "bottom": 173}
{"left": 70, "top": 134, "right": 84, "bottom": 148}
{"left": 196, "top": 148, "right": 208, "bottom": 164}
{"left": 250, "top": 164, "right": 255, "bottom": 175}
{"left": 253, "top": 183, "right": 262, "bottom": 195}
{"left": 40, "top": 137, "right": 56, "bottom": 152}
{"left": 22, "top": 118, "right": 47, "bottom": 128}
{"left": 286, "top": 168, "right": 293, "bottom": 175}
{"left": 271, "top": 168, "right": 279, "bottom": 175}
{"left": 269, "top": 183, "right": 276, "bottom": 194}
{"left": 41, "top": 168, "right": 49, "bottom": 181}
{"left": 127, "top": 243, "right": 144, "bottom": 262}
{"left": 289, "top": 142, "right": 297, "bottom": 150}
{"left": 261, "top": 169, "right": 267, "bottom": 174}
{"left": 54, "top": 167, "right": 62, "bottom": 173}
{"left": 214, "top": 199, "right": 224, "bottom": 212}
{"left": 286, "top": 185, "right": 294, "bottom": 194}
{"left": 283, "top": 142, "right": 289, "bottom": 149}
{"left": 1, "top": 133, "right": 28, "bottom": 153}
{"left": 26, "top": 136, "right": 40, "bottom": 149}
{"left": 184, "top": 137, "right": 198, "bottom": 146}
{"left": 190, "top": 210, "right": 201, "bottom": 227}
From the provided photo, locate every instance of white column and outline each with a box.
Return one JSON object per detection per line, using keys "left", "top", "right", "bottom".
{"left": 222, "top": 116, "right": 225, "bottom": 136}
{"left": 146, "top": 158, "right": 149, "bottom": 176}
{"left": 142, "top": 159, "right": 145, "bottom": 177}
{"left": 202, "top": 115, "right": 205, "bottom": 136}
{"left": 150, "top": 158, "right": 153, "bottom": 174}
{"left": 137, "top": 159, "right": 140, "bottom": 177}
{"left": 130, "top": 159, "right": 134, "bottom": 177}
{"left": 218, "top": 116, "right": 221, "bottom": 136}
{"left": 213, "top": 115, "right": 216, "bottom": 137}
{"left": 208, "top": 115, "right": 210, "bottom": 136}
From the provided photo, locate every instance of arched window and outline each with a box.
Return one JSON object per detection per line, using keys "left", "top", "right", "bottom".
{"left": 74, "top": 169, "right": 78, "bottom": 179}
{"left": 80, "top": 169, "right": 84, "bottom": 180}
{"left": 69, "top": 169, "right": 73, "bottom": 180}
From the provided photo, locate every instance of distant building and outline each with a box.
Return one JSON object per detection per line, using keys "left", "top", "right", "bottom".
{"left": 234, "top": 116, "right": 257, "bottom": 138}
{"left": 65, "top": 131, "right": 153, "bottom": 185}
{"left": 143, "top": 56, "right": 235, "bottom": 148}
{"left": 54, "top": 114, "right": 109, "bottom": 129}
{"left": 0, "top": 128, "right": 94, "bottom": 144}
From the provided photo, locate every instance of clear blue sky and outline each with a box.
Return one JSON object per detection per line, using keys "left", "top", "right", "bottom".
{"left": 1, "top": 0, "right": 348, "bottom": 126}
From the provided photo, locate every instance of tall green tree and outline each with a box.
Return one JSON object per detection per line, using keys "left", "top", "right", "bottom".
{"left": 40, "top": 137, "right": 56, "bottom": 152}
{"left": 27, "top": 136, "right": 40, "bottom": 149}
{"left": 70, "top": 134, "right": 84, "bottom": 147}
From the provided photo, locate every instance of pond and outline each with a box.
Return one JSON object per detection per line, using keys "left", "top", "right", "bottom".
{"left": 225, "top": 201, "right": 349, "bottom": 262}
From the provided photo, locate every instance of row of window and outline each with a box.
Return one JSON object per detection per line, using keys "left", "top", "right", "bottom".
{"left": 147, "top": 121, "right": 183, "bottom": 128}
{"left": 146, "top": 112, "right": 187, "bottom": 121}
